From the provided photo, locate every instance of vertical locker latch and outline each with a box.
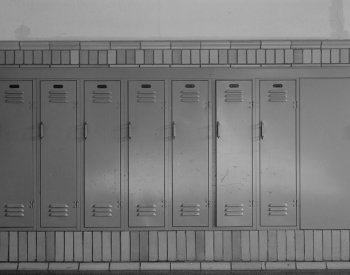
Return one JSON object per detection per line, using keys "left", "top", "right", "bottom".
{"left": 84, "top": 122, "right": 88, "bottom": 139}
{"left": 259, "top": 121, "right": 264, "bottom": 140}
{"left": 128, "top": 122, "right": 132, "bottom": 139}
{"left": 172, "top": 122, "right": 176, "bottom": 139}
{"left": 216, "top": 121, "right": 220, "bottom": 138}
{"left": 39, "top": 122, "right": 44, "bottom": 139}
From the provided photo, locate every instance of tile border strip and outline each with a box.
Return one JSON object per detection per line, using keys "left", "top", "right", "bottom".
{"left": 0, "top": 40, "right": 349, "bottom": 67}
{"left": 2, "top": 261, "right": 348, "bottom": 271}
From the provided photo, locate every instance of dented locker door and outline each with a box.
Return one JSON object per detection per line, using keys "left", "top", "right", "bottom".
{"left": 84, "top": 81, "right": 121, "bottom": 228}
{"left": 40, "top": 81, "right": 77, "bottom": 228}
{"left": 128, "top": 81, "right": 165, "bottom": 227}
{"left": 300, "top": 78, "right": 350, "bottom": 229}
{"left": 0, "top": 81, "right": 34, "bottom": 228}
{"left": 216, "top": 81, "right": 253, "bottom": 227}
{"left": 260, "top": 81, "right": 297, "bottom": 227}
{"left": 172, "top": 81, "right": 209, "bottom": 227}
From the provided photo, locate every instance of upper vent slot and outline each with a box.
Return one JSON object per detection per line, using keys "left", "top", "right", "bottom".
{"left": 224, "top": 90, "right": 244, "bottom": 102}
{"left": 92, "top": 91, "right": 112, "bottom": 103}
{"left": 268, "top": 89, "right": 287, "bottom": 102}
{"left": 5, "top": 91, "right": 24, "bottom": 103}
{"left": 136, "top": 90, "right": 157, "bottom": 103}
{"left": 49, "top": 90, "right": 68, "bottom": 103}
{"left": 180, "top": 90, "right": 200, "bottom": 103}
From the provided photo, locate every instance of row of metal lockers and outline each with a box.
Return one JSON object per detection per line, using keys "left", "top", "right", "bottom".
{"left": 1, "top": 79, "right": 297, "bottom": 229}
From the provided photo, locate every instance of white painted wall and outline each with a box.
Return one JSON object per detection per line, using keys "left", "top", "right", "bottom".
{"left": 0, "top": 0, "right": 349, "bottom": 40}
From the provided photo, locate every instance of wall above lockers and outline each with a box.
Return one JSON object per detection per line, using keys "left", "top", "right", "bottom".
{"left": 0, "top": 0, "right": 349, "bottom": 40}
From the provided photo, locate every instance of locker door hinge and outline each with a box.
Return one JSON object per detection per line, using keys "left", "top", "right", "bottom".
{"left": 293, "top": 101, "right": 298, "bottom": 109}
{"left": 116, "top": 201, "right": 121, "bottom": 208}
{"left": 161, "top": 200, "right": 167, "bottom": 208}
{"left": 29, "top": 200, "right": 35, "bottom": 208}
{"left": 205, "top": 200, "right": 212, "bottom": 207}
{"left": 249, "top": 200, "right": 253, "bottom": 207}
{"left": 73, "top": 201, "right": 80, "bottom": 208}
{"left": 249, "top": 101, "right": 253, "bottom": 109}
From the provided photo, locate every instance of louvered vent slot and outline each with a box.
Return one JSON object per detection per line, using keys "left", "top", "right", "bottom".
{"left": 136, "top": 91, "right": 157, "bottom": 103}
{"left": 224, "top": 90, "right": 244, "bottom": 102}
{"left": 268, "top": 203, "right": 288, "bottom": 216}
{"left": 92, "top": 91, "right": 112, "bottom": 103}
{"left": 180, "top": 203, "right": 200, "bottom": 216}
{"left": 4, "top": 91, "right": 24, "bottom": 103}
{"left": 180, "top": 90, "right": 200, "bottom": 103}
{"left": 137, "top": 204, "right": 157, "bottom": 216}
{"left": 49, "top": 91, "right": 68, "bottom": 103}
{"left": 4, "top": 204, "right": 24, "bottom": 217}
{"left": 268, "top": 89, "right": 287, "bottom": 102}
{"left": 92, "top": 203, "right": 112, "bottom": 217}
{"left": 224, "top": 203, "right": 244, "bottom": 216}
{"left": 49, "top": 204, "right": 69, "bottom": 217}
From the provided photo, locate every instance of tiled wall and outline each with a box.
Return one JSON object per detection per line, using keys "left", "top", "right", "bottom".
{"left": 0, "top": 230, "right": 349, "bottom": 263}
{"left": 0, "top": 40, "right": 350, "bottom": 67}
{"left": 1, "top": 40, "right": 350, "bottom": 269}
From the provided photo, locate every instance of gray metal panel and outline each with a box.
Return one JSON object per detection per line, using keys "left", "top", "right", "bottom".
{"left": 0, "top": 81, "right": 34, "bottom": 228}
{"left": 172, "top": 81, "right": 209, "bottom": 227}
{"left": 128, "top": 81, "right": 165, "bottom": 227}
{"left": 260, "top": 80, "right": 297, "bottom": 227}
{"left": 216, "top": 81, "right": 253, "bottom": 227}
{"left": 40, "top": 81, "right": 77, "bottom": 228}
{"left": 300, "top": 78, "right": 350, "bottom": 229}
{"left": 84, "top": 81, "right": 121, "bottom": 228}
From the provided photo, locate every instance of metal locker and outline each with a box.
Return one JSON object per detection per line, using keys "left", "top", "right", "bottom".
{"left": 128, "top": 81, "right": 165, "bottom": 227}
{"left": 84, "top": 81, "right": 121, "bottom": 228}
{"left": 172, "top": 81, "right": 209, "bottom": 227}
{"left": 216, "top": 81, "right": 253, "bottom": 227}
{"left": 259, "top": 80, "right": 297, "bottom": 227}
{"left": 40, "top": 81, "right": 77, "bottom": 228}
{"left": 300, "top": 78, "right": 350, "bottom": 229}
{"left": 0, "top": 81, "right": 34, "bottom": 228}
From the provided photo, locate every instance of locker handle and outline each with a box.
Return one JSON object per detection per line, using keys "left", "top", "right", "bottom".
{"left": 172, "top": 122, "right": 176, "bottom": 139}
{"left": 259, "top": 121, "right": 264, "bottom": 140}
{"left": 84, "top": 122, "right": 88, "bottom": 139}
{"left": 216, "top": 121, "right": 220, "bottom": 138}
{"left": 39, "top": 122, "right": 44, "bottom": 139}
{"left": 128, "top": 122, "right": 131, "bottom": 139}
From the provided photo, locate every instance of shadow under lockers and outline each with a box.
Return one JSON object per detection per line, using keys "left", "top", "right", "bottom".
{"left": 1, "top": 73, "right": 350, "bottom": 230}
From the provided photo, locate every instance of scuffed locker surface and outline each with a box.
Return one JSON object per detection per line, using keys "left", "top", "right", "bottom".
{"left": 84, "top": 81, "right": 121, "bottom": 228}
{"left": 128, "top": 81, "right": 165, "bottom": 227}
{"left": 0, "top": 81, "right": 34, "bottom": 228}
{"left": 40, "top": 81, "right": 78, "bottom": 228}
{"left": 259, "top": 81, "right": 297, "bottom": 227}
{"left": 216, "top": 81, "right": 253, "bottom": 227}
{"left": 172, "top": 81, "right": 209, "bottom": 227}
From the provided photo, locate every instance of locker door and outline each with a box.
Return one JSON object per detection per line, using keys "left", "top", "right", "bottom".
{"left": 40, "top": 81, "right": 77, "bottom": 228}
{"left": 260, "top": 81, "right": 297, "bottom": 227}
{"left": 128, "top": 81, "right": 165, "bottom": 227}
{"left": 0, "top": 81, "right": 34, "bottom": 228}
{"left": 84, "top": 81, "right": 121, "bottom": 228}
{"left": 172, "top": 81, "right": 209, "bottom": 227}
{"left": 216, "top": 81, "right": 253, "bottom": 227}
{"left": 300, "top": 79, "right": 350, "bottom": 229}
